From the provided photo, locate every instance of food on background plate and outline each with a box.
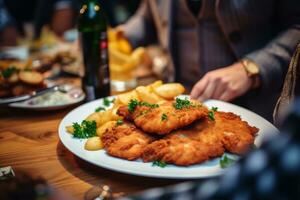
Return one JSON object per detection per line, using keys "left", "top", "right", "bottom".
{"left": 65, "top": 81, "right": 259, "bottom": 167}
{"left": 0, "top": 63, "right": 46, "bottom": 98}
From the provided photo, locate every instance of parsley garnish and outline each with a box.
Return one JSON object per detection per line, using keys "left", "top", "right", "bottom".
{"left": 219, "top": 155, "right": 237, "bottom": 169}
{"left": 173, "top": 98, "right": 191, "bottom": 110}
{"left": 128, "top": 99, "right": 139, "bottom": 112}
{"left": 211, "top": 107, "right": 218, "bottom": 112}
{"left": 116, "top": 119, "right": 123, "bottom": 125}
{"left": 161, "top": 113, "right": 168, "bottom": 121}
{"left": 103, "top": 97, "right": 114, "bottom": 107}
{"left": 128, "top": 99, "right": 159, "bottom": 112}
{"left": 1, "top": 66, "right": 17, "bottom": 79}
{"left": 139, "top": 101, "right": 159, "bottom": 108}
{"left": 72, "top": 120, "right": 97, "bottom": 138}
{"left": 208, "top": 107, "right": 218, "bottom": 121}
{"left": 95, "top": 106, "right": 106, "bottom": 112}
{"left": 152, "top": 160, "right": 167, "bottom": 168}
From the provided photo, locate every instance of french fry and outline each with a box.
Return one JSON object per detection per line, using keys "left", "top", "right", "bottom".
{"left": 86, "top": 110, "right": 112, "bottom": 127}
{"left": 19, "top": 71, "right": 43, "bottom": 85}
{"left": 117, "top": 90, "right": 140, "bottom": 105}
{"left": 97, "top": 121, "right": 117, "bottom": 137}
{"left": 117, "top": 38, "right": 132, "bottom": 54}
{"left": 110, "top": 106, "right": 123, "bottom": 120}
{"left": 146, "top": 80, "right": 163, "bottom": 92}
{"left": 65, "top": 125, "right": 74, "bottom": 134}
{"left": 136, "top": 86, "right": 164, "bottom": 104}
{"left": 84, "top": 137, "right": 103, "bottom": 151}
{"left": 154, "top": 83, "right": 185, "bottom": 100}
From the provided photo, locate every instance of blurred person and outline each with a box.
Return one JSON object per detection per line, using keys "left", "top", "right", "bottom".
{"left": 274, "top": 43, "right": 300, "bottom": 125}
{"left": 0, "top": 0, "right": 76, "bottom": 47}
{"left": 118, "top": 41, "right": 300, "bottom": 200}
{"left": 119, "top": 0, "right": 300, "bottom": 121}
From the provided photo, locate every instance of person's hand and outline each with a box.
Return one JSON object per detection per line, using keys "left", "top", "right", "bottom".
{"left": 51, "top": 8, "right": 74, "bottom": 37}
{"left": 190, "top": 62, "right": 253, "bottom": 102}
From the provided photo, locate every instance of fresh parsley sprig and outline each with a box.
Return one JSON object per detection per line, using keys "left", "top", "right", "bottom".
{"left": 128, "top": 99, "right": 159, "bottom": 113}
{"left": 103, "top": 97, "right": 115, "bottom": 107}
{"left": 1, "top": 66, "right": 18, "bottom": 79}
{"left": 116, "top": 119, "right": 123, "bottom": 125}
{"left": 95, "top": 106, "right": 106, "bottom": 112}
{"left": 161, "top": 113, "right": 168, "bottom": 121}
{"left": 219, "top": 155, "right": 237, "bottom": 168}
{"left": 128, "top": 99, "right": 139, "bottom": 112}
{"left": 152, "top": 160, "right": 167, "bottom": 168}
{"left": 208, "top": 107, "right": 218, "bottom": 121}
{"left": 72, "top": 120, "right": 97, "bottom": 139}
{"left": 173, "top": 98, "right": 191, "bottom": 110}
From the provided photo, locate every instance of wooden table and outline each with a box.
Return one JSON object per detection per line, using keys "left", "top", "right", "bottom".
{"left": 0, "top": 77, "right": 187, "bottom": 199}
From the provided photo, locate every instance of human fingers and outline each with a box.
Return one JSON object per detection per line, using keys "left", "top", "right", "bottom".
{"left": 190, "top": 77, "right": 209, "bottom": 99}
{"left": 198, "top": 78, "right": 217, "bottom": 101}
{"left": 218, "top": 87, "right": 238, "bottom": 102}
{"left": 212, "top": 78, "right": 228, "bottom": 99}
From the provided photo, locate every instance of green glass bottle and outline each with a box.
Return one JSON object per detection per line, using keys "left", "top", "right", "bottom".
{"left": 78, "top": 0, "right": 110, "bottom": 101}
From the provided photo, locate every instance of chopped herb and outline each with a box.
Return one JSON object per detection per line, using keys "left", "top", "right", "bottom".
{"left": 173, "top": 98, "right": 191, "bottom": 110}
{"left": 1, "top": 66, "right": 17, "bottom": 79}
{"left": 211, "top": 107, "right": 218, "bottom": 112}
{"left": 103, "top": 97, "right": 114, "bottom": 107}
{"left": 219, "top": 155, "right": 237, "bottom": 169}
{"left": 24, "top": 68, "right": 32, "bottom": 71}
{"left": 95, "top": 106, "right": 106, "bottom": 112}
{"left": 208, "top": 107, "right": 218, "bottom": 121}
{"left": 138, "top": 110, "right": 150, "bottom": 117}
{"left": 128, "top": 99, "right": 139, "bottom": 112}
{"left": 152, "top": 160, "right": 167, "bottom": 168}
{"left": 72, "top": 120, "right": 97, "bottom": 139}
{"left": 139, "top": 101, "right": 159, "bottom": 109}
{"left": 208, "top": 111, "right": 215, "bottom": 121}
{"left": 128, "top": 99, "right": 159, "bottom": 113}
{"left": 161, "top": 113, "right": 168, "bottom": 121}
{"left": 116, "top": 119, "right": 123, "bottom": 125}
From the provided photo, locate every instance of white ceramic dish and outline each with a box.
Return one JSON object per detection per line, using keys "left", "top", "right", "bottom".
{"left": 58, "top": 97, "right": 278, "bottom": 179}
{"left": 9, "top": 84, "right": 85, "bottom": 111}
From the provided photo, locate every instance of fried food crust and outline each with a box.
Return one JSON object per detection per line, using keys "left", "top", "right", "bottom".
{"left": 142, "top": 136, "right": 224, "bottom": 166}
{"left": 118, "top": 100, "right": 209, "bottom": 135}
{"left": 102, "top": 122, "right": 155, "bottom": 160}
{"left": 142, "top": 111, "right": 258, "bottom": 166}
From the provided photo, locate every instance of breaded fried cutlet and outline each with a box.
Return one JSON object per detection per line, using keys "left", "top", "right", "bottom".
{"left": 142, "top": 111, "right": 259, "bottom": 166}
{"left": 142, "top": 136, "right": 224, "bottom": 166}
{"left": 101, "top": 122, "right": 155, "bottom": 160}
{"left": 117, "top": 99, "right": 208, "bottom": 135}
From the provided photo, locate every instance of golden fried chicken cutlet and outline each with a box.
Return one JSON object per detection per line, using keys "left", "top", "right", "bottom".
{"left": 101, "top": 122, "right": 155, "bottom": 160}
{"left": 142, "top": 136, "right": 224, "bottom": 166}
{"left": 117, "top": 99, "right": 209, "bottom": 135}
{"left": 214, "top": 112, "right": 259, "bottom": 154}
{"left": 142, "top": 111, "right": 259, "bottom": 166}
{"left": 171, "top": 111, "right": 259, "bottom": 154}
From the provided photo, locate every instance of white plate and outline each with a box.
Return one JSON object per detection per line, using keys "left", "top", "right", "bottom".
{"left": 9, "top": 84, "right": 85, "bottom": 111}
{"left": 58, "top": 97, "right": 278, "bottom": 179}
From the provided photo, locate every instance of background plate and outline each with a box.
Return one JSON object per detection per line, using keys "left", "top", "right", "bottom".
{"left": 58, "top": 97, "right": 278, "bottom": 179}
{"left": 9, "top": 84, "right": 85, "bottom": 111}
